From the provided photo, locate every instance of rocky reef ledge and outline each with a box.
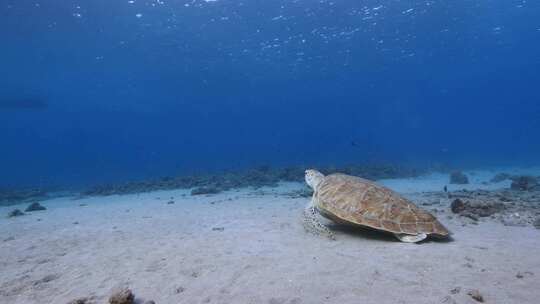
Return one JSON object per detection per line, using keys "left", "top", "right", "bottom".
{"left": 82, "top": 164, "right": 422, "bottom": 197}
{"left": 0, "top": 188, "right": 48, "bottom": 207}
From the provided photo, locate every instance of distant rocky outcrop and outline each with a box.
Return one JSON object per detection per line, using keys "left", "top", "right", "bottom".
{"left": 191, "top": 186, "right": 221, "bottom": 196}
{"left": 533, "top": 218, "right": 540, "bottom": 229}
{"left": 25, "top": 202, "right": 46, "bottom": 212}
{"left": 490, "top": 173, "right": 511, "bottom": 183}
{"left": 0, "top": 188, "right": 48, "bottom": 207}
{"left": 510, "top": 176, "right": 538, "bottom": 191}
{"left": 449, "top": 171, "right": 469, "bottom": 185}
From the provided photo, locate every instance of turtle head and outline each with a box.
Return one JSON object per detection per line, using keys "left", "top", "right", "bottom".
{"left": 305, "top": 169, "right": 324, "bottom": 189}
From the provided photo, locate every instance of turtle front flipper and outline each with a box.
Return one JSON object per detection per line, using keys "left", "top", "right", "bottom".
{"left": 302, "top": 202, "right": 335, "bottom": 240}
{"left": 394, "top": 233, "right": 427, "bottom": 243}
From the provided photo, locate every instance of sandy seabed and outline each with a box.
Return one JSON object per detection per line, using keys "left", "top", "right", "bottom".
{"left": 1, "top": 169, "right": 540, "bottom": 304}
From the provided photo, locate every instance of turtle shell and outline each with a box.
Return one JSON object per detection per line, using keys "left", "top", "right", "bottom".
{"left": 314, "top": 174, "right": 449, "bottom": 236}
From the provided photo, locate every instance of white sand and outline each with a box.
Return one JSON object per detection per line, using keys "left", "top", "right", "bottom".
{"left": 1, "top": 170, "right": 540, "bottom": 304}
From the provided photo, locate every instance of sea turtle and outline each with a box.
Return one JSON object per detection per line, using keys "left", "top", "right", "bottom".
{"left": 303, "top": 169, "right": 450, "bottom": 243}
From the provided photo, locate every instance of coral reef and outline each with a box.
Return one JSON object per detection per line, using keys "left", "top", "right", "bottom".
{"left": 450, "top": 198, "right": 505, "bottom": 220}
{"left": 450, "top": 198, "right": 466, "bottom": 213}
{"left": 83, "top": 164, "right": 423, "bottom": 197}
{"left": 438, "top": 188, "right": 540, "bottom": 227}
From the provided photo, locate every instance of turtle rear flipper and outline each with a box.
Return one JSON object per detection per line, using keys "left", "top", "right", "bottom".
{"left": 394, "top": 233, "right": 427, "bottom": 243}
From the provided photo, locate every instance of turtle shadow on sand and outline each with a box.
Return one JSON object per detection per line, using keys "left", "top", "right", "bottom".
{"left": 327, "top": 223, "right": 454, "bottom": 244}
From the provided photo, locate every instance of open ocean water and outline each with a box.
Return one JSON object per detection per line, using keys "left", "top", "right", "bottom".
{"left": 3, "top": 2, "right": 540, "bottom": 304}
{"left": 1, "top": 0, "right": 539, "bottom": 188}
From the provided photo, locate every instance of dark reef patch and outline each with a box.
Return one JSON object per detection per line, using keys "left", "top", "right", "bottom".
{"left": 442, "top": 189, "right": 540, "bottom": 227}
{"left": 450, "top": 198, "right": 505, "bottom": 220}
{"left": 533, "top": 218, "right": 540, "bottom": 229}
{"left": 490, "top": 173, "right": 511, "bottom": 183}
{"left": 191, "top": 186, "right": 221, "bottom": 196}
{"left": 449, "top": 171, "right": 469, "bottom": 185}
{"left": 24, "top": 202, "right": 47, "bottom": 212}
{"left": 7, "top": 209, "right": 24, "bottom": 218}
{"left": 0, "top": 188, "right": 48, "bottom": 207}
{"left": 510, "top": 176, "right": 539, "bottom": 191}
{"left": 83, "top": 164, "right": 423, "bottom": 197}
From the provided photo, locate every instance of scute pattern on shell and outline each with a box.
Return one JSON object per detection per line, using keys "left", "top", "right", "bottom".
{"left": 314, "top": 174, "right": 449, "bottom": 236}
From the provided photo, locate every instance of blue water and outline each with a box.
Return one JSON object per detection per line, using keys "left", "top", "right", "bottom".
{"left": 1, "top": 0, "right": 539, "bottom": 187}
